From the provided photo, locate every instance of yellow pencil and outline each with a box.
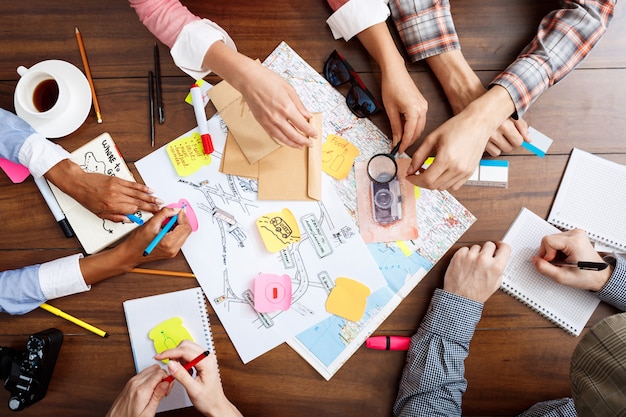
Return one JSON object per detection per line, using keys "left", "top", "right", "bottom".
{"left": 130, "top": 267, "right": 196, "bottom": 278}
{"left": 75, "top": 27, "right": 102, "bottom": 123}
{"left": 40, "top": 302, "right": 108, "bottom": 338}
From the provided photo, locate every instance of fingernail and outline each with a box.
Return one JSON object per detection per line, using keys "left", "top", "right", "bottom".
{"left": 168, "top": 360, "right": 181, "bottom": 373}
{"left": 154, "top": 197, "right": 165, "bottom": 205}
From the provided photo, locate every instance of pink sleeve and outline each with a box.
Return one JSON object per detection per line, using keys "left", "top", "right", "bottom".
{"left": 129, "top": 0, "right": 200, "bottom": 48}
{"left": 327, "top": 0, "right": 351, "bottom": 11}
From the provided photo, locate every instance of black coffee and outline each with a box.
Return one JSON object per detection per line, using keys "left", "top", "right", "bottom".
{"left": 32, "top": 79, "right": 59, "bottom": 112}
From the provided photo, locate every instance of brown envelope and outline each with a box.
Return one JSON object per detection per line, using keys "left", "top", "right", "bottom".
{"left": 208, "top": 80, "right": 280, "bottom": 164}
{"left": 220, "top": 131, "right": 259, "bottom": 178}
{"left": 257, "top": 112, "right": 322, "bottom": 201}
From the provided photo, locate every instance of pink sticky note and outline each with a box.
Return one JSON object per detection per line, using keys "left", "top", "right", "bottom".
{"left": 253, "top": 273, "right": 292, "bottom": 313}
{"left": 0, "top": 158, "right": 30, "bottom": 183}
{"left": 166, "top": 198, "right": 199, "bottom": 232}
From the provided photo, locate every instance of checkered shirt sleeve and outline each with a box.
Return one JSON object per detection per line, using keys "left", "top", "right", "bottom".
{"left": 596, "top": 254, "right": 626, "bottom": 311}
{"left": 389, "top": 0, "right": 460, "bottom": 62}
{"left": 393, "top": 288, "right": 482, "bottom": 417}
{"left": 490, "top": 0, "right": 615, "bottom": 118}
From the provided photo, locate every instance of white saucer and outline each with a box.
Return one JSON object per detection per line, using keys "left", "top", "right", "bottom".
{"left": 14, "top": 60, "right": 92, "bottom": 139}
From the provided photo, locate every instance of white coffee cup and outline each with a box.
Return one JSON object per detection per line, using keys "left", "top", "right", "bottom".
{"left": 15, "top": 65, "right": 70, "bottom": 119}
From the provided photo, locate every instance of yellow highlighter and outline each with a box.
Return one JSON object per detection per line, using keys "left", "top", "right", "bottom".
{"left": 40, "top": 302, "right": 108, "bottom": 338}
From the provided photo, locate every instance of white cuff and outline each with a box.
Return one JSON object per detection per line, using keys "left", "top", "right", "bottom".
{"left": 18, "top": 132, "right": 70, "bottom": 178}
{"left": 326, "top": 0, "right": 391, "bottom": 41}
{"left": 171, "top": 18, "right": 237, "bottom": 80}
{"left": 38, "top": 253, "right": 90, "bottom": 300}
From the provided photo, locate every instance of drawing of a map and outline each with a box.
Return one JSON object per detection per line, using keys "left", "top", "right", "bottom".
{"left": 263, "top": 43, "right": 475, "bottom": 379}
{"left": 136, "top": 42, "right": 475, "bottom": 380}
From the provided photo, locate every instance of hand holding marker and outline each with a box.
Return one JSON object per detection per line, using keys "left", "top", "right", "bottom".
{"left": 143, "top": 205, "right": 185, "bottom": 256}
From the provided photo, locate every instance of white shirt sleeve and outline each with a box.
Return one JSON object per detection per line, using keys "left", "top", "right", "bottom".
{"left": 18, "top": 132, "right": 70, "bottom": 178}
{"left": 38, "top": 253, "right": 90, "bottom": 301}
{"left": 326, "top": 0, "right": 391, "bottom": 41}
{"left": 170, "top": 18, "right": 237, "bottom": 80}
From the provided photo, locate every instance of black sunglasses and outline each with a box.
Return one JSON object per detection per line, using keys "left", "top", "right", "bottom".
{"left": 323, "top": 50, "right": 383, "bottom": 118}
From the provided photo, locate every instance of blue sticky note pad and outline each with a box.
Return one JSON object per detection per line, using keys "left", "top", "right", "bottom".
{"left": 523, "top": 128, "right": 553, "bottom": 158}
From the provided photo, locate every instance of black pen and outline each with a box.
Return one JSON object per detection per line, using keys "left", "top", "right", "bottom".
{"left": 148, "top": 70, "right": 155, "bottom": 147}
{"left": 550, "top": 261, "right": 609, "bottom": 271}
{"left": 154, "top": 43, "right": 165, "bottom": 124}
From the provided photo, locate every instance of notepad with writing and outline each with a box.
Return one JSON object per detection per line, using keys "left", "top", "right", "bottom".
{"left": 547, "top": 148, "right": 626, "bottom": 252}
{"left": 47, "top": 132, "right": 152, "bottom": 254}
{"left": 123, "top": 287, "right": 215, "bottom": 413}
{"left": 501, "top": 208, "right": 601, "bottom": 336}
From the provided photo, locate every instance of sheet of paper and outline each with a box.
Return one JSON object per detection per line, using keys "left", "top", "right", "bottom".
{"left": 260, "top": 42, "right": 476, "bottom": 379}
{"left": 136, "top": 115, "right": 387, "bottom": 364}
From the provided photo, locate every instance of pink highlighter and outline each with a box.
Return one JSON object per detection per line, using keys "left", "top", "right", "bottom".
{"left": 366, "top": 336, "right": 411, "bottom": 351}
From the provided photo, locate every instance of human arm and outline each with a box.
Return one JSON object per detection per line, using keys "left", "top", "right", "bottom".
{"left": 129, "top": 0, "right": 316, "bottom": 148}
{"left": 154, "top": 340, "right": 243, "bottom": 417}
{"left": 0, "top": 108, "right": 160, "bottom": 221}
{"left": 393, "top": 242, "right": 510, "bottom": 416}
{"left": 353, "top": 23, "right": 427, "bottom": 153}
{"left": 491, "top": 0, "right": 615, "bottom": 119}
{"left": 326, "top": 0, "right": 427, "bottom": 152}
{"left": 0, "top": 207, "right": 190, "bottom": 315}
{"left": 106, "top": 364, "right": 170, "bottom": 417}
{"left": 532, "top": 229, "right": 626, "bottom": 311}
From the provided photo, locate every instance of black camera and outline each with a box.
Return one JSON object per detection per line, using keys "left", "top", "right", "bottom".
{"left": 0, "top": 328, "right": 63, "bottom": 411}
{"left": 371, "top": 177, "right": 403, "bottom": 225}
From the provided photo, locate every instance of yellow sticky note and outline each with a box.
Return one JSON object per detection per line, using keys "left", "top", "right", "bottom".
{"left": 184, "top": 78, "right": 210, "bottom": 104}
{"left": 166, "top": 132, "right": 212, "bottom": 177}
{"left": 256, "top": 208, "right": 301, "bottom": 252}
{"left": 149, "top": 317, "right": 194, "bottom": 363}
{"left": 325, "top": 277, "right": 370, "bottom": 322}
{"left": 322, "top": 134, "right": 359, "bottom": 180}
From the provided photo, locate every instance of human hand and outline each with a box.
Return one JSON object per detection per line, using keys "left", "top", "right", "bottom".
{"left": 443, "top": 241, "right": 511, "bottom": 303}
{"left": 235, "top": 60, "right": 317, "bottom": 149}
{"left": 78, "top": 207, "right": 191, "bottom": 285}
{"left": 380, "top": 64, "right": 427, "bottom": 154}
{"left": 106, "top": 364, "right": 169, "bottom": 417}
{"left": 155, "top": 340, "right": 243, "bottom": 417}
{"left": 532, "top": 229, "right": 613, "bottom": 291}
{"left": 405, "top": 110, "right": 489, "bottom": 190}
{"left": 444, "top": 79, "right": 529, "bottom": 157}
{"left": 45, "top": 159, "right": 161, "bottom": 222}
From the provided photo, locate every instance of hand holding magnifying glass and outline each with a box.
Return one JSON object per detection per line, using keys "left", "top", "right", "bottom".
{"left": 367, "top": 142, "right": 401, "bottom": 184}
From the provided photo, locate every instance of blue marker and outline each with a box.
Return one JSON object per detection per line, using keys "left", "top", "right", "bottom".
{"left": 143, "top": 213, "right": 178, "bottom": 256}
{"left": 126, "top": 213, "right": 144, "bottom": 225}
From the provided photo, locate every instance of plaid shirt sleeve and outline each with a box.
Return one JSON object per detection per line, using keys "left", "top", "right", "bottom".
{"left": 393, "top": 288, "right": 482, "bottom": 417}
{"left": 389, "top": 0, "right": 460, "bottom": 62}
{"left": 490, "top": 0, "right": 615, "bottom": 118}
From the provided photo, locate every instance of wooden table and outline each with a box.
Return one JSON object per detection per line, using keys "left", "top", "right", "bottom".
{"left": 1, "top": 1, "right": 624, "bottom": 415}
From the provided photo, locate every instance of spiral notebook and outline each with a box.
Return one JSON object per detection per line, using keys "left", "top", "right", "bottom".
{"left": 547, "top": 148, "right": 626, "bottom": 252}
{"left": 123, "top": 287, "right": 215, "bottom": 413}
{"left": 501, "top": 208, "right": 601, "bottom": 336}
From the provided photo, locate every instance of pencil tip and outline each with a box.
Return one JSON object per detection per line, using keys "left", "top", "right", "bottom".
{"left": 104, "top": 333, "right": 110, "bottom": 338}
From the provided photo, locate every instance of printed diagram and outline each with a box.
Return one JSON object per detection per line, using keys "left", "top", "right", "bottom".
{"left": 179, "top": 175, "right": 359, "bottom": 331}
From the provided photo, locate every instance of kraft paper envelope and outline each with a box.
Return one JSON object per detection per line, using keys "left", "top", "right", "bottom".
{"left": 208, "top": 79, "right": 280, "bottom": 164}
{"left": 220, "top": 131, "right": 259, "bottom": 178}
{"left": 257, "top": 112, "right": 322, "bottom": 201}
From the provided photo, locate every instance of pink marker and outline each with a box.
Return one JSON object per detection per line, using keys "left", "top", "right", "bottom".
{"left": 366, "top": 336, "right": 411, "bottom": 351}
{"left": 189, "top": 83, "right": 214, "bottom": 154}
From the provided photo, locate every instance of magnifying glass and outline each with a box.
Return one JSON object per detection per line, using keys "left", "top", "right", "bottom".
{"left": 367, "top": 142, "right": 401, "bottom": 184}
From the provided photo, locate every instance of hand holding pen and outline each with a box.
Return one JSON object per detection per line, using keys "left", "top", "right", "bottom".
{"left": 532, "top": 228, "right": 613, "bottom": 291}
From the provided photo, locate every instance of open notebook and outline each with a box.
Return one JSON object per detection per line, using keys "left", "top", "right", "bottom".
{"left": 47, "top": 132, "right": 152, "bottom": 254}
{"left": 123, "top": 287, "right": 215, "bottom": 413}
{"left": 501, "top": 208, "right": 601, "bottom": 336}
{"left": 548, "top": 148, "right": 626, "bottom": 252}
